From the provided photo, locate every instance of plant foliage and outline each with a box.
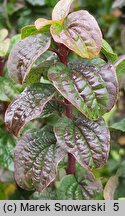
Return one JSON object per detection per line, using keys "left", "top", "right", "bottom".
{"left": 2, "top": 0, "right": 121, "bottom": 198}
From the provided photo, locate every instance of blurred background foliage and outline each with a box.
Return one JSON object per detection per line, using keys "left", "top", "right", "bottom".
{"left": 1, "top": 0, "right": 125, "bottom": 200}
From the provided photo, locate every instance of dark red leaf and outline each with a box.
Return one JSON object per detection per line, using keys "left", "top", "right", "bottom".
{"left": 5, "top": 83, "right": 55, "bottom": 136}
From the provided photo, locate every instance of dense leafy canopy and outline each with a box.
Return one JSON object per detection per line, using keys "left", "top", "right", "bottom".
{"left": 0, "top": 0, "right": 122, "bottom": 200}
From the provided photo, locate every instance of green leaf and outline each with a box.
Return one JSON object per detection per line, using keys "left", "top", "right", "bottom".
{"left": 7, "top": 34, "right": 51, "bottom": 84}
{"left": 52, "top": 0, "right": 74, "bottom": 22}
{"left": 26, "top": 0, "right": 46, "bottom": 6}
{"left": 21, "top": 25, "right": 40, "bottom": 39}
{"left": 116, "top": 59, "right": 125, "bottom": 78}
{"left": 8, "top": 34, "right": 21, "bottom": 53}
{"left": 110, "top": 119, "right": 125, "bottom": 132}
{"left": 86, "top": 58, "right": 106, "bottom": 67}
{"left": 0, "top": 127, "right": 16, "bottom": 170}
{"left": 14, "top": 126, "right": 65, "bottom": 192}
{"left": 24, "top": 60, "right": 54, "bottom": 85}
{"left": 4, "top": 1, "right": 24, "bottom": 15}
{"left": 5, "top": 83, "right": 55, "bottom": 136}
{"left": 46, "top": 0, "right": 58, "bottom": 7}
{"left": 101, "top": 39, "right": 118, "bottom": 63}
{"left": 21, "top": 25, "right": 50, "bottom": 39}
{"left": 41, "top": 100, "right": 65, "bottom": 119}
{"left": 31, "top": 188, "right": 57, "bottom": 200}
{"left": 48, "top": 62, "right": 110, "bottom": 120}
{"left": 57, "top": 171, "right": 102, "bottom": 200}
{"left": 0, "top": 77, "right": 19, "bottom": 102}
{"left": 54, "top": 115, "right": 110, "bottom": 169}
{"left": 51, "top": 10, "right": 102, "bottom": 58}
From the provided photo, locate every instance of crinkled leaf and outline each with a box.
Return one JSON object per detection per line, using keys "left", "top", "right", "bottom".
{"left": 7, "top": 34, "right": 51, "bottom": 84}
{"left": 68, "top": 57, "right": 106, "bottom": 68}
{"left": 57, "top": 171, "right": 102, "bottom": 200}
{"left": 5, "top": 83, "right": 55, "bottom": 136}
{"left": 101, "top": 39, "right": 118, "bottom": 63}
{"left": 110, "top": 119, "right": 125, "bottom": 132}
{"left": 0, "top": 77, "right": 19, "bottom": 102}
{"left": 54, "top": 115, "right": 110, "bottom": 169}
{"left": 104, "top": 176, "right": 119, "bottom": 200}
{"left": 14, "top": 126, "right": 65, "bottom": 192}
{"left": 48, "top": 62, "right": 109, "bottom": 120}
{"left": 98, "top": 64, "right": 118, "bottom": 111}
{"left": 52, "top": 0, "right": 73, "bottom": 22}
{"left": 41, "top": 100, "right": 65, "bottom": 119}
{"left": 24, "top": 60, "right": 54, "bottom": 85}
{"left": 51, "top": 10, "right": 102, "bottom": 58}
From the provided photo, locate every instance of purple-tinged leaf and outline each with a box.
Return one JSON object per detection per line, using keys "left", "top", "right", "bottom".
{"left": 52, "top": 0, "right": 73, "bottom": 22}
{"left": 41, "top": 100, "right": 65, "bottom": 119}
{"left": 99, "top": 64, "right": 118, "bottom": 111}
{"left": 7, "top": 34, "right": 51, "bottom": 84}
{"left": 0, "top": 168, "right": 14, "bottom": 183}
{"left": 51, "top": 10, "right": 102, "bottom": 58}
{"left": 14, "top": 126, "right": 65, "bottom": 192}
{"left": 24, "top": 60, "right": 54, "bottom": 85}
{"left": 54, "top": 115, "right": 110, "bottom": 169}
{"left": 0, "top": 77, "right": 19, "bottom": 102}
{"left": 48, "top": 62, "right": 109, "bottom": 120}
{"left": 101, "top": 39, "right": 118, "bottom": 63}
{"left": 5, "top": 84, "right": 55, "bottom": 137}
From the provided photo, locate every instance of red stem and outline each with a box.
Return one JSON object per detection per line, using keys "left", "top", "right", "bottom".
{"left": 0, "top": 57, "right": 5, "bottom": 76}
{"left": 54, "top": 44, "right": 76, "bottom": 175}
{"left": 65, "top": 100, "right": 76, "bottom": 175}
{"left": 0, "top": 57, "right": 7, "bottom": 117}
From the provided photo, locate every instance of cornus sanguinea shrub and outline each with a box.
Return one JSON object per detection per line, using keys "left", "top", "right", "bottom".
{"left": 5, "top": 0, "right": 120, "bottom": 198}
